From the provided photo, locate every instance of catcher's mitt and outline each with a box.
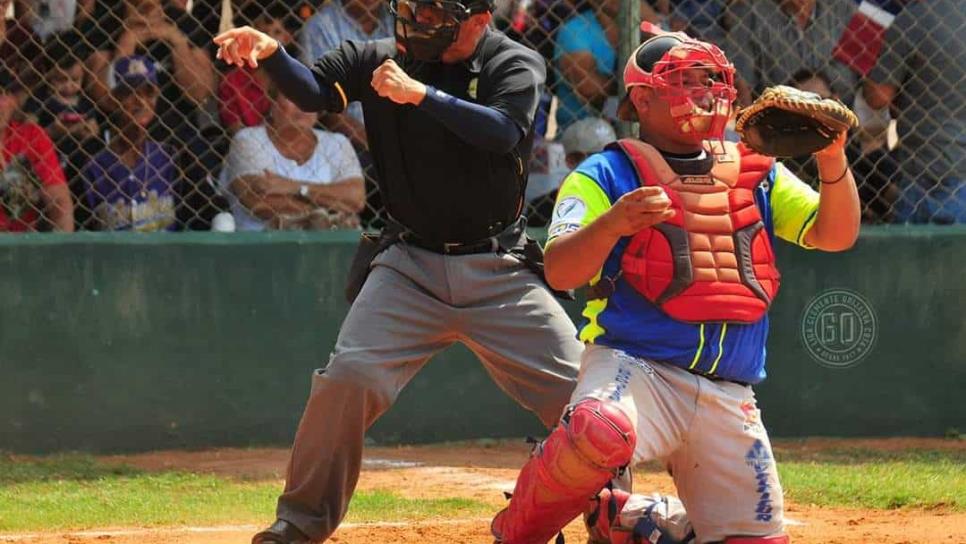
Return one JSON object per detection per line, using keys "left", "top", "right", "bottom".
{"left": 735, "top": 85, "right": 859, "bottom": 158}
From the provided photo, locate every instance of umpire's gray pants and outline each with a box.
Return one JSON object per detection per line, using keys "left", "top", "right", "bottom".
{"left": 275, "top": 243, "right": 583, "bottom": 541}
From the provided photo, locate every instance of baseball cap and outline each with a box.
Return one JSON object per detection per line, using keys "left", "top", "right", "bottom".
{"left": 560, "top": 117, "right": 617, "bottom": 156}
{"left": 111, "top": 56, "right": 159, "bottom": 91}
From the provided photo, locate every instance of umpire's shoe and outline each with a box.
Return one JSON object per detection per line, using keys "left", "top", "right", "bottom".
{"left": 252, "top": 519, "right": 313, "bottom": 544}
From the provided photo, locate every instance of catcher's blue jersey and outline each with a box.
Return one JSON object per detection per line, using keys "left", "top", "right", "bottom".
{"left": 546, "top": 149, "right": 820, "bottom": 384}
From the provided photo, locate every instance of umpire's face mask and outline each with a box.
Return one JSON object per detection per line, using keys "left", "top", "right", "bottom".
{"left": 391, "top": 0, "right": 472, "bottom": 62}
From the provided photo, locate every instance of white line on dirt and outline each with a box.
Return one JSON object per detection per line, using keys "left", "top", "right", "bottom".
{"left": 362, "top": 458, "right": 423, "bottom": 469}
{"left": 0, "top": 518, "right": 492, "bottom": 542}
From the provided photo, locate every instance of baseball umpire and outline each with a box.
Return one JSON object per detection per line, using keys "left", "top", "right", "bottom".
{"left": 491, "top": 31, "right": 861, "bottom": 544}
{"left": 213, "top": 1, "right": 583, "bottom": 543}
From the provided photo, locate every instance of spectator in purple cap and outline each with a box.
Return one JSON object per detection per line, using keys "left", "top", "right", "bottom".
{"left": 82, "top": 56, "right": 179, "bottom": 231}
{"left": 91, "top": 0, "right": 216, "bottom": 148}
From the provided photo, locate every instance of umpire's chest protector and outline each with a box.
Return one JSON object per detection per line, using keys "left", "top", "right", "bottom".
{"left": 613, "top": 139, "right": 780, "bottom": 324}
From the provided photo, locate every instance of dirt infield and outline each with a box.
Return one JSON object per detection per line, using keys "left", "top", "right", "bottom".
{"left": 4, "top": 438, "right": 964, "bottom": 544}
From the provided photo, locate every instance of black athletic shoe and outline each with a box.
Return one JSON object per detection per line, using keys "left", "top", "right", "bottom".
{"left": 251, "top": 519, "right": 313, "bottom": 544}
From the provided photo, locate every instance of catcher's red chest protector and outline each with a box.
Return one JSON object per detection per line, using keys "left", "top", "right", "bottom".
{"left": 616, "top": 139, "right": 780, "bottom": 323}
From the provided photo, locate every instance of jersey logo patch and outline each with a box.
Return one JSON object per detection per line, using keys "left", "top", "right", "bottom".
{"left": 553, "top": 196, "right": 586, "bottom": 222}
{"left": 548, "top": 223, "right": 580, "bottom": 238}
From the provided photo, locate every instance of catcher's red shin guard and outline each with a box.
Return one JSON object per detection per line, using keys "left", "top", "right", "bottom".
{"left": 491, "top": 399, "right": 636, "bottom": 544}
{"left": 725, "top": 536, "right": 790, "bottom": 544}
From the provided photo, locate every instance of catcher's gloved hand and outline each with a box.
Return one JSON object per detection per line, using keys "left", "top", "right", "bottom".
{"left": 735, "top": 85, "right": 859, "bottom": 158}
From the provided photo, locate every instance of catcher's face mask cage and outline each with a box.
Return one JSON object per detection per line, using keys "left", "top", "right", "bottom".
{"left": 621, "top": 34, "right": 737, "bottom": 143}
{"left": 390, "top": 0, "right": 489, "bottom": 61}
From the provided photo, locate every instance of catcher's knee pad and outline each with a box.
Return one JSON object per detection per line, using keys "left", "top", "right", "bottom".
{"left": 566, "top": 399, "right": 637, "bottom": 469}
{"left": 725, "top": 535, "right": 790, "bottom": 544}
{"left": 491, "top": 400, "right": 636, "bottom": 544}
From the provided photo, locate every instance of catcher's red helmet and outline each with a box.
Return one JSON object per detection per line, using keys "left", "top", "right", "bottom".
{"left": 617, "top": 26, "right": 736, "bottom": 142}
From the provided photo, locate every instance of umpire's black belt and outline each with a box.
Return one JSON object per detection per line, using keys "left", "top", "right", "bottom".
{"left": 399, "top": 218, "right": 526, "bottom": 255}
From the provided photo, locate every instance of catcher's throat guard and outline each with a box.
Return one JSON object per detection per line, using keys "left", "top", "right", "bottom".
{"left": 620, "top": 27, "right": 737, "bottom": 144}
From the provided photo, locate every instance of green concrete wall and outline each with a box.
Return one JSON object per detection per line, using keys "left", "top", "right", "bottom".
{"left": 0, "top": 227, "right": 963, "bottom": 453}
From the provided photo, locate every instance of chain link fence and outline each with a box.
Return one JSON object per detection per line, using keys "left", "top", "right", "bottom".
{"left": 0, "top": 0, "right": 962, "bottom": 232}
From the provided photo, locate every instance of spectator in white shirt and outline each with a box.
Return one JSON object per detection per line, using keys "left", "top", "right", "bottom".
{"left": 220, "top": 84, "right": 365, "bottom": 231}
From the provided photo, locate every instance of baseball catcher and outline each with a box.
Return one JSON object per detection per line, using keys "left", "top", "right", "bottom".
{"left": 491, "top": 28, "right": 861, "bottom": 544}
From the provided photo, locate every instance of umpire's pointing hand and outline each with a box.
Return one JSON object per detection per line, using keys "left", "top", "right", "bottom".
{"left": 371, "top": 59, "right": 428, "bottom": 106}
{"left": 598, "top": 186, "right": 675, "bottom": 238}
{"left": 213, "top": 26, "right": 279, "bottom": 69}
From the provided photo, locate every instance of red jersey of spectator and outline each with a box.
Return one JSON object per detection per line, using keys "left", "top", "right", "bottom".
{"left": 0, "top": 121, "right": 68, "bottom": 231}
{"left": 219, "top": 68, "right": 271, "bottom": 130}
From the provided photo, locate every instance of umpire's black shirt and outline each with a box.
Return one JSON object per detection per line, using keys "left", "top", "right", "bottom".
{"left": 311, "top": 28, "right": 546, "bottom": 243}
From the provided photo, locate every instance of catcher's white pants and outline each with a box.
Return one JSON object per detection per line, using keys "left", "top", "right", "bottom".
{"left": 571, "top": 344, "right": 785, "bottom": 543}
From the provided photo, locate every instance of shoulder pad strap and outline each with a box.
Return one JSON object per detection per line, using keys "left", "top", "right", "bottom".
{"left": 611, "top": 139, "right": 677, "bottom": 187}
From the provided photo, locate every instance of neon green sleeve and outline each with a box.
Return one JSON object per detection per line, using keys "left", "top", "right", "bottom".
{"left": 546, "top": 171, "right": 612, "bottom": 246}
{"left": 771, "top": 162, "right": 820, "bottom": 249}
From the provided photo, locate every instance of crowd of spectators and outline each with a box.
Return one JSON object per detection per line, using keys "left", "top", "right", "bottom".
{"left": 0, "top": 0, "right": 960, "bottom": 232}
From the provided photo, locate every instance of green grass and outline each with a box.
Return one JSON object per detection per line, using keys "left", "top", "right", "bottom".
{"left": 0, "top": 445, "right": 962, "bottom": 532}
{"left": 0, "top": 454, "right": 491, "bottom": 532}
{"left": 633, "top": 445, "right": 965, "bottom": 511}
{"left": 774, "top": 447, "right": 966, "bottom": 511}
